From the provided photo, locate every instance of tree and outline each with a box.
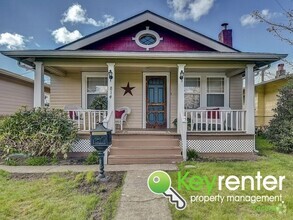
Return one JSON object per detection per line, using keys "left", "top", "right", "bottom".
{"left": 253, "top": 8, "right": 292, "bottom": 67}
{"left": 253, "top": 9, "right": 292, "bottom": 45}
{"left": 266, "top": 78, "right": 293, "bottom": 153}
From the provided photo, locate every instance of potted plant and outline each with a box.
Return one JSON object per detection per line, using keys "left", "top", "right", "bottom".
{"left": 90, "top": 96, "right": 108, "bottom": 110}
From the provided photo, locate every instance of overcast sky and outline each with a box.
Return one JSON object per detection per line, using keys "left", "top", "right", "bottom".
{"left": 0, "top": 0, "right": 292, "bottom": 81}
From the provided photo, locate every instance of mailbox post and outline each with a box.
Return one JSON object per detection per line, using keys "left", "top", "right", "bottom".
{"left": 90, "top": 123, "right": 112, "bottom": 181}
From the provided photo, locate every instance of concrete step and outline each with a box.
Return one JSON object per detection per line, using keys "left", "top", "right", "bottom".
{"left": 112, "top": 139, "right": 179, "bottom": 147}
{"left": 113, "top": 134, "right": 180, "bottom": 140}
{"left": 108, "top": 154, "right": 182, "bottom": 164}
{"left": 110, "top": 147, "right": 181, "bottom": 155}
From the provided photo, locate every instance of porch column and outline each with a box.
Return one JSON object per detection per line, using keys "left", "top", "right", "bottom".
{"left": 33, "top": 61, "right": 44, "bottom": 107}
{"left": 107, "top": 63, "right": 115, "bottom": 133}
{"left": 245, "top": 64, "right": 255, "bottom": 134}
{"left": 177, "top": 64, "right": 186, "bottom": 133}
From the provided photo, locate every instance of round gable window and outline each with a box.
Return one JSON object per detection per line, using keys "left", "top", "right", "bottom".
{"left": 132, "top": 26, "right": 163, "bottom": 50}
{"left": 139, "top": 34, "right": 156, "bottom": 45}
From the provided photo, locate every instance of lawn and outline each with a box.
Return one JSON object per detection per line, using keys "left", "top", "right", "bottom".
{"left": 0, "top": 171, "right": 124, "bottom": 220}
{"left": 169, "top": 136, "right": 293, "bottom": 220}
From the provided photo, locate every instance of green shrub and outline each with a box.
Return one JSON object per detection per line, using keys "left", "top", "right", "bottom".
{"left": 266, "top": 78, "right": 293, "bottom": 153}
{"left": 90, "top": 96, "right": 107, "bottom": 110}
{"left": 0, "top": 107, "right": 78, "bottom": 159}
{"left": 4, "top": 158, "right": 18, "bottom": 166}
{"left": 84, "top": 152, "right": 99, "bottom": 165}
{"left": 187, "top": 149, "right": 199, "bottom": 161}
{"left": 25, "top": 156, "right": 50, "bottom": 166}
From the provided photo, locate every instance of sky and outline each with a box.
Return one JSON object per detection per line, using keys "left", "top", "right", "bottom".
{"left": 0, "top": 0, "right": 292, "bottom": 83}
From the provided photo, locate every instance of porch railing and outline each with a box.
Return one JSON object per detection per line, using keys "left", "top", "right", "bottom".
{"left": 66, "top": 110, "right": 108, "bottom": 131}
{"left": 185, "top": 109, "right": 246, "bottom": 132}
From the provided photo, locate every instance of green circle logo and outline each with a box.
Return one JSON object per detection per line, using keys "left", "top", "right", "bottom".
{"left": 147, "top": 170, "right": 171, "bottom": 194}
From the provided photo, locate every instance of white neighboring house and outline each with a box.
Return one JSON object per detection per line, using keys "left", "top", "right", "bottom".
{"left": 0, "top": 68, "right": 50, "bottom": 115}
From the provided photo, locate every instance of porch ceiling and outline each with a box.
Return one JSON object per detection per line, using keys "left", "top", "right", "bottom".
{"left": 45, "top": 65, "right": 244, "bottom": 77}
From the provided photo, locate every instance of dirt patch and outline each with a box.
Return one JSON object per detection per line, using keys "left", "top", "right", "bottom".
{"left": 8, "top": 171, "right": 125, "bottom": 220}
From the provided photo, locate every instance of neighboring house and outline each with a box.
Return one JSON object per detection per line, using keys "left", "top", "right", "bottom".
{"left": 1, "top": 11, "right": 286, "bottom": 164}
{"left": 255, "top": 65, "right": 291, "bottom": 127}
{"left": 0, "top": 68, "right": 50, "bottom": 115}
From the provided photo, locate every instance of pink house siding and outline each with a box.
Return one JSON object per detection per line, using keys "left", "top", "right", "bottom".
{"left": 81, "top": 21, "right": 215, "bottom": 52}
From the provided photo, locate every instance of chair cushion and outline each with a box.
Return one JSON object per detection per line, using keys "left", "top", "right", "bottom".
{"left": 207, "top": 108, "right": 220, "bottom": 119}
{"left": 69, "top": 111, "right": 76, "bottom": 120}
{"left": 115, "top": 110, "right": 125, "bottom": 119}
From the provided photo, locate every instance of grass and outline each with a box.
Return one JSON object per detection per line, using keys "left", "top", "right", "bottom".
{"left": 169, "top": 136, "right": 293, "bottom": 220}
{"left": 0, "top": 171, "right": 124, "bottom": 220}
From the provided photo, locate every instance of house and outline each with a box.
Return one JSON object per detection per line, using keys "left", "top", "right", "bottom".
{"left": 1, "top": 11, "right": 286, "bottom": 164}
{"left": 255, "top": 64, "right": 291, "bottom": 127}
{"left": 0, "top": 68, "right": 50, "bottom": 115}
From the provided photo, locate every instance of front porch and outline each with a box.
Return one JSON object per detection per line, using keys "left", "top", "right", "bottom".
{"left": 32, "top": 59, "right": 257, "bottom": 162}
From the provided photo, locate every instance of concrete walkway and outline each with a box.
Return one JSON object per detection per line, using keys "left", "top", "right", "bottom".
{"left": 0, "top": 164, "right": 177, "bottom": 173}
{"left": 115, "top": 170, "right": 173, "bottom": 220}
{"left": 0, "top": 164, "right": 177, "bottom": 219}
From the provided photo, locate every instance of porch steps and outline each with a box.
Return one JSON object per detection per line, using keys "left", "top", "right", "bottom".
{"left": 108, "top": 134, "right": 182, "bottom": 164}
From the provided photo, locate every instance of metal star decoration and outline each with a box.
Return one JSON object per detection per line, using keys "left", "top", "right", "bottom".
{"left": 121, "top": 82, "right": 135, "bottom": 96}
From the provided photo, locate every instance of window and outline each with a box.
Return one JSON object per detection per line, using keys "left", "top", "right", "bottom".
{"left": 207, "top": 77, "right": 224, "bottom": 107}
{"left": 184, "top": 78, "right": 200, "bottom": 109}
{"left": 86, "top": 77, "right": 108, "bottom": 109}
{"left": 132, "top": 26, "right": 163, "bottom": 50}
{"left": 139, "top": 34, "right": 156, "bottom": 45}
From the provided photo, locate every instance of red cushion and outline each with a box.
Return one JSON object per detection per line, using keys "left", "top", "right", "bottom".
{"left": 69, "top": 111, "right": 76, "bottom": 120}
{"left": 115, "top": 110, "right": 125, "bottom": 119}
{"left": 207, "top": 108, "right": 220, "bottom": 119}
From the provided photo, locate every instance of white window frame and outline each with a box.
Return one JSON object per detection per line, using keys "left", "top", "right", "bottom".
{"left": 82, "top": 72, "right": 108, "bottom": 109}
{"left": 184, "top": 76, "right": 201, "bottom": 109}
{"left": 206, "top": 76, "right": 226, "bottom": 108}
{"left": 184, "top": 72, "right": 229, "bottom": 108}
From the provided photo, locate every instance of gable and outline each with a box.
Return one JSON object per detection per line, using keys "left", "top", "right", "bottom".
{"left": 58, "top": 11, "right": 237, "bottom": 52}
{"left": 81, "top": 21, "right": 215, "bottom": 52}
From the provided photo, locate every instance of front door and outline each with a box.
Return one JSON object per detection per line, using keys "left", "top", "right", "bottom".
{"left": 146, "top": 76, "right": 167, "bottom": 129}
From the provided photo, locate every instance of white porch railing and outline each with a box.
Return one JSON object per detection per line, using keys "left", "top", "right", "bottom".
{"left": 179, "top": 113, "right": 187, "bottom": 161}
{"left": 185, "top": 109, "right": 246, "bottom": 132}
{"left": 66, "top": 110, "right": 108, "bottom": 131}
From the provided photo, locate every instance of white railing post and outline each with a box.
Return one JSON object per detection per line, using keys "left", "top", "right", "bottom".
{"left": 181, "top": 113, "right": 187, "bottom": 161}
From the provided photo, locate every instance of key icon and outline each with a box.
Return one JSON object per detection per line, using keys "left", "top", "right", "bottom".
{"left": 147, "top": 170, "right": 187, "bottom": 210}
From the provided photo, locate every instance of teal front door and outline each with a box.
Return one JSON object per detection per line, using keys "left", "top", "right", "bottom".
{"left": 146, "top": 76, "right": 167, "bottom": 129}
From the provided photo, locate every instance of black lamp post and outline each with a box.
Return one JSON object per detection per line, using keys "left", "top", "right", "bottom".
{"left": 90, "top": 123, "right": 112, "bottom": 181}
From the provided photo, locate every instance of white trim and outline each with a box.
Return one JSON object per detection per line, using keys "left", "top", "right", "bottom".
{"left": 58, "top": 12, "right": 236, "bottom": 52}
{"left": 3, "top": 50, "right": 286, "bottom": 61}
{"left": 177, "top": 64, "right": 186, "bottom": 133}
{"left": 245, "top": 64, "right": 255, "bottom": 134}
{"left": 81, "top": 72, "right": 108, "bottom": 109}
{"left": 142, "top": 72, "right": 170, "bottom": 129}
{"left": 33, "top": 61, "right": 44, "bottom": 107}
{"left": 107, "top": 63, "right": 115, "bottom": 133}
{"left": 132, "top": 26, "right": 163, "bottom": 50}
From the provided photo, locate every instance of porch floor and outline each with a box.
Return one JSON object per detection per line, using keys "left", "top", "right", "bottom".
{"left": 115, "top": 128, "right": 177, "bottom": 135}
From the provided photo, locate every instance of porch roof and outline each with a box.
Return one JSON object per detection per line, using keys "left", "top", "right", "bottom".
{"left": 1, "top": 50, "right": 287, "bottom": 70}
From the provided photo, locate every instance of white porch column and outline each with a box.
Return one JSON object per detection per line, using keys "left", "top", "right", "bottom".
{"left": 33, "top": 61, "right": 44, "bottom": 107}
{"left": 107, "top": 63, "right": 115, "bottom": 133}
{"left": 177, "top": 64, "right": 186, "bottom": 133}
{"left": 245, "top": 64, "right": 255, "bottom": 134}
